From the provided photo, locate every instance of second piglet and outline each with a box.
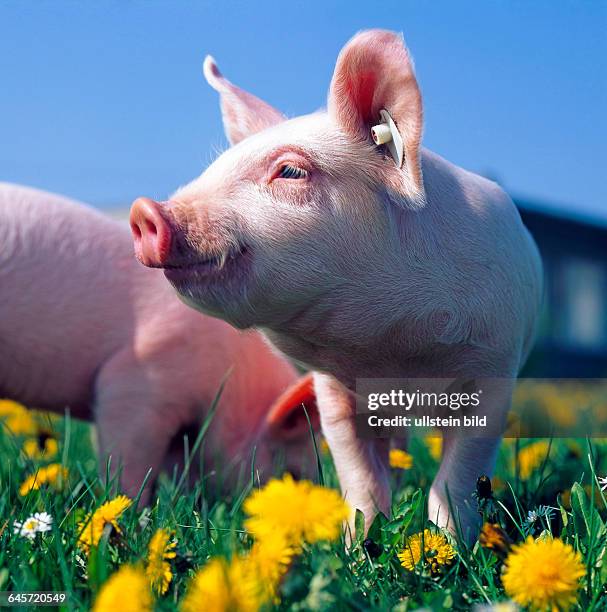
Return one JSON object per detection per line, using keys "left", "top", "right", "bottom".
{"left": 0, "top": 183, "right": 317, "bottom": 501}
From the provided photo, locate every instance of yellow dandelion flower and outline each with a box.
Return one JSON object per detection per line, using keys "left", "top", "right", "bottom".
{"left": 249, "top": 530, "right": 295, "bottom": 601}
{"left": 0, "top": 399, "right": 38, "bottom": 436}
{"left": 424, "top": 434, "right": 442, "bottom": 461}
{"left": 0, "top": 399, "right": 26, "bottom": 415}
{"left": 517, "top": 441, "right": 550, "bottom": 480}
{"left": 228, "top": 555, "right": 265, "bottom": 610}
{"left": 19, "top": 463, "right": 68, "bottom": 496}
{"left": 502, "top": 536, "right": 584, "bottom": 611}
{"left": 244, "top": 474, "right": 350, "bottom": 546}
{"left": 181, "top": 557, "right": 260, "bottom": 612}
{"left": 397, "top": 528, "right": 456, "bottom": 574}
{"left": 180, "top": 535, "right": 293, "bottom": 611}
{"left": 389, "top": 449, "right": 413, "bottom": 470}
{"left": 77, "top": 495, "right": 131, "bottom": 552}
{"left": 93, "top": 565, "right": 152, "bottom": 612}
{"left": 146, "top": 528, "right": 176, "bottom": 595}
{"left": 546, "top": 396, "right": 578, "bottom": 428}
{"left": 22, "top": 435, "right": 59, "bottom": 460}
{"left": 479, "top": 522, "right": 511, "bottom": 557}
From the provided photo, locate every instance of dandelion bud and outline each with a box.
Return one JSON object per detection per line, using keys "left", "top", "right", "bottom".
{"left": 476, "top": 475, "right": 493, "bottom": 499}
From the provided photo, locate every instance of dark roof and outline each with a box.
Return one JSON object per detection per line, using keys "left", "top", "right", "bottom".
{"left": 514, "top": 196, "right": 607, "bottom": 231}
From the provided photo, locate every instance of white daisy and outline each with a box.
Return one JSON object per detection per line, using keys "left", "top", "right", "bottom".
{"left": 13, "top": 512, "right": 53, "bottom": 539}
{"left": 599, "top": 476, "right": 607, "bottom": 492}
{"left": 473, "top": 602, "right": 519, "bottom": 611}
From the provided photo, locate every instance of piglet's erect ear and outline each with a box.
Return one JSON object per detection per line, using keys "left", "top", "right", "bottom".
{"left": 203, "top": 56, "right": 286, "bottom": 146}
{"left": 328, "top": 30, "right": 425, "bottom": 206}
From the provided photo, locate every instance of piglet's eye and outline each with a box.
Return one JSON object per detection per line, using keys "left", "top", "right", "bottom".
{"left": 278, "top": 164, "right": 308, "bottom": 179}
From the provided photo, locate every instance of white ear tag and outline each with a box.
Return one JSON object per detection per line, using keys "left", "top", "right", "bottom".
{"left": 371, "top": 109, "right": 403, "bottom": 168}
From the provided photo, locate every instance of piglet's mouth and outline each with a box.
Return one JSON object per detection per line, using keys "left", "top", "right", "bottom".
{"left": 163, "top": 244, "right": 250, "bottom": 281}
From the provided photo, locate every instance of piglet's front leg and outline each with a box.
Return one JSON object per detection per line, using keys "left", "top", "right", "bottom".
{"left": 314, "top": 372, "right": 390, "bottom": 532}
{"left": 428, "top": 435, "right": 501, "bottom": 542}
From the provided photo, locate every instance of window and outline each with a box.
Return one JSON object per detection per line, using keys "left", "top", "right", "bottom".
{"left": 556, "top": 257, "right": 606, "bottom": 349}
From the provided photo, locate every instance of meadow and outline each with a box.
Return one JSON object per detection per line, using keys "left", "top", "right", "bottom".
{"left": 0, "top": 385, "right": 606, "bottom": 611}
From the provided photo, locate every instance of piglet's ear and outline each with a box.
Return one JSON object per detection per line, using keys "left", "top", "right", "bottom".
{"left": 328, "top": 30, "right": 425, "bottom": 206}
{"left": 203, "top": 56, "right": 286, "bottom": 146}
{"left": 265, "top": 373, "right": 320, "bottom": 441}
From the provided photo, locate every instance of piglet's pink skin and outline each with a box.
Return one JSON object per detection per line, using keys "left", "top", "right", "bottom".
{"left": 0, "top": 183, "right": 317, "bottom": 501}
{"left": 130, "top": 30, "right": 542, "bottom": 538}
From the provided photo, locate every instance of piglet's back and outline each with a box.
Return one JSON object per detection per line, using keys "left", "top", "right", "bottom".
{"left": 0, "top": 183, "right": 167, "bottom": 414}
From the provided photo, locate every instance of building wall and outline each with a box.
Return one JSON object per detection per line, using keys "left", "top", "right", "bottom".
{"left": 518, "top": 205, "right": 607, "bottom": 377}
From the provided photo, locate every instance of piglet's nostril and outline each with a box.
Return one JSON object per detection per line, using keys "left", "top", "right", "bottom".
{"left": 145, "top": 219, "right": 158, "bottom": 236}
{"left": 131, "top": 222, "right": 142, "bottom": 240}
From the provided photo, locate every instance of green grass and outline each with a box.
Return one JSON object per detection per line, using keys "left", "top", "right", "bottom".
{"left": 1, "top": 403, "right": 606, "bottom": 611}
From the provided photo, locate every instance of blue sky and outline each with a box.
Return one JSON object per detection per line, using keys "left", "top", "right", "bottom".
{"left": 1, "top": 1, "right": 605, "bottom": 221}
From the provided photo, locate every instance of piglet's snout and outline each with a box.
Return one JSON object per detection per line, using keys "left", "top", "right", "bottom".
{"left": 130, "top": 197, "right": 173, "bottom": 267}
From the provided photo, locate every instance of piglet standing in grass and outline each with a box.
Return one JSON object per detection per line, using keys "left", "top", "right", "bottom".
{"left": 130, "top": 30, "right": 542, "bottom": 537}
{"left": 0, "top": 183, "right": 318, "bottom": 501}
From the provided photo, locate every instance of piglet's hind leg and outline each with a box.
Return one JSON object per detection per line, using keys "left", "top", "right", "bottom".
{"left": 94, "top": 351, "right": 184, "bottom": 505}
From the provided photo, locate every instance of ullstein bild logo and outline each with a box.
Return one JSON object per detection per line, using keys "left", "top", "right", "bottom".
{"left": 355, "top": 378, "right": 607, "bottom": 439}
